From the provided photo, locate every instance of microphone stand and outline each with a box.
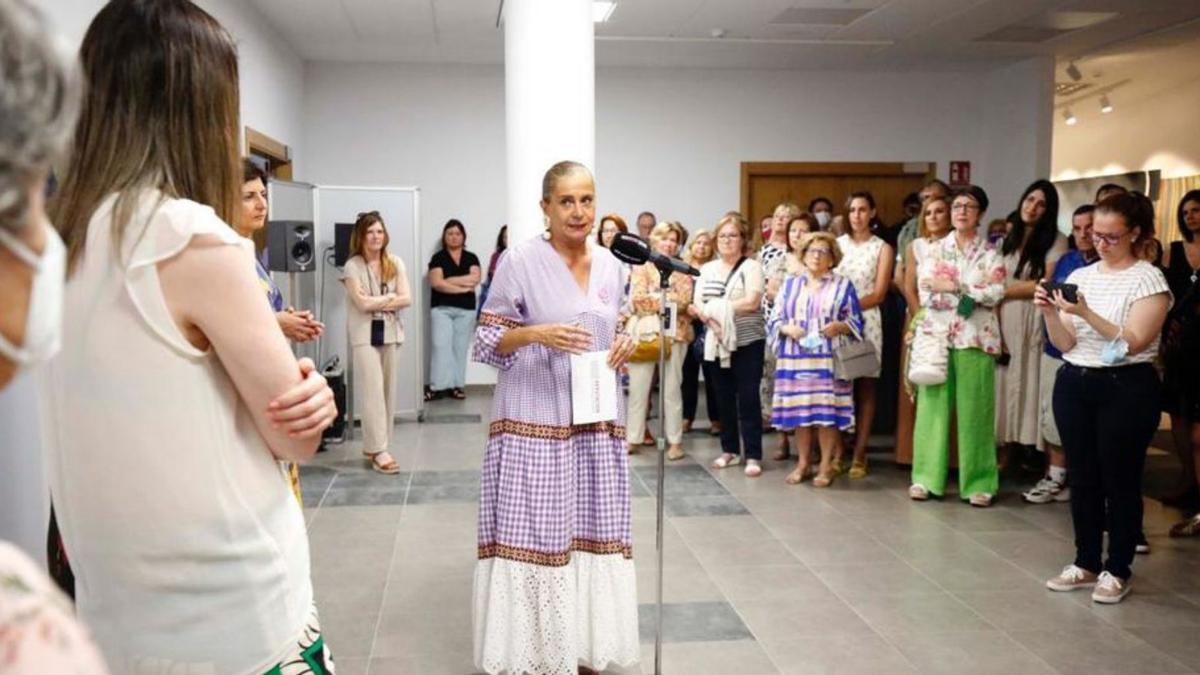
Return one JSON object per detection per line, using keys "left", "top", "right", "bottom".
{"left": 652, "top": 260, "right": 671, "bottom": 675}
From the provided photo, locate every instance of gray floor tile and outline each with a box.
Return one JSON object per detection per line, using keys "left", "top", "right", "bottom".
{"left": 761, "top": 633, "right": 917, "bottom": 675}
{"left": 421, "top": 412, "right": 483, "bottom": 424}
{"left": 892, "top": 630, "right": 1058, "bottom": 675}
{"left": 404, "top": 482, "right": 481, "bottom": 504}
{"left": 322, "top": 485, "right": 410, "bottom": 507}
{"left": 711, "top": 564, "right": 832, "bottom": 604}
{"left": 778, "top": 533, "right": 903, "bottom": 568}
{"left": 953, "top": 589, "right": 1112, "bottom": 631}
{"left": 1009, "top": 625, "right": 1194, "bottom": 674}
{"left": 1126, "top": 626, "right": 1200, "bottom": 670}
{"left": 665, "top": 494, "right": 751, "bottom": 517}
{"left": 638, "top": 601, "right": 754, "bottom": 643}
{"left": 689, "top": 536, "right": 799, "bottom": 567}
{"left": 408, "top": 469, "right": 481, "bottom": 486}
{"left": 331, "top": 656, "right": 368, "bottom": 675}
{"left": 735, "top": 592, "right": 876, "bottom": 641}
{"left": 843, "top": 592, "right": 993, "bottom": 639}
{"left": 634, "top": 463, "right": 737, "bottom": 497}
{"left": 809, "top": 561, "right": 943, "bottom": 598}
{"left": 641, "top": 640, "right": 780, "bottom": 675}
{"left": 636, "top": 563, "right": 726, "bottom": 604}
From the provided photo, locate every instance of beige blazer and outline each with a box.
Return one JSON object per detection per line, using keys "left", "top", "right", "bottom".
{"left": 342, "top": 254, "right": 410, "bottom": 346}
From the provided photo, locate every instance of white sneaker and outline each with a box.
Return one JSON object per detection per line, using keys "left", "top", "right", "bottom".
{"left": 909, "top": 484, "right": 931, "bottom": 501}
{"left": 1092, "top": 571, "right": 1131, "bottom": 604}
{"left": 1022, "top": 477, "right": 1069, "bottom": 504}
{"left": 1046, "top": 564, "right": 1098, "bottom": 592}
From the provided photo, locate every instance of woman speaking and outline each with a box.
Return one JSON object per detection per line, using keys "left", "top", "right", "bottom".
{"left": 472, "top": 161, "right": 639, "bottom": 675}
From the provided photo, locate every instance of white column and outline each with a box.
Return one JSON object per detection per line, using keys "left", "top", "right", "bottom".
{"left": 504, "top": 0, "right": 595, "bottom": 245}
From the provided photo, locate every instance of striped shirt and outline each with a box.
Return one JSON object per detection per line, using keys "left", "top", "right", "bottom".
{"left": 696, "top": 257, "right": 766, "bottom": 346}
{"left": 1062, "top": 260, "right": 1171, "bottom": 368}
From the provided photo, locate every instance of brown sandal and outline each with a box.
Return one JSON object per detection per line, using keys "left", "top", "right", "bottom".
{"left": 365, "top": 450, "right": 400, "bottom": 475}
{"left": 785, "top": 465, "right": 812, "bottom": 485}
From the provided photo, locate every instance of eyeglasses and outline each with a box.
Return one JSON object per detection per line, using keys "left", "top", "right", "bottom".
{"left": 1091, "top": 231, "right": 1128, "bottom": 246}
{"left": 806, "top": 248, "right": 833, "bottom": 257}
{"left": 717, "top": 233, "right": 741, "bottom": 241}
{"left": 951, "top": 203, "right": 980, "bottom": 212}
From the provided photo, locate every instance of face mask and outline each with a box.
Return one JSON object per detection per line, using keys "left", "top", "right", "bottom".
{"left": 0, "top": 222, "right": 65, "bottom": 369}
{"left": 814, "top": 212, "right": 831, "bottom": 228}
{"left": 801, "top": 331, "right": 824, "bottom": 351}
{"left": 1100, "top": 336, "right": 1129, "bottom": 365}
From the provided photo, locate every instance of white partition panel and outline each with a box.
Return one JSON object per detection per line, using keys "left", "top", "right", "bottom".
{"left": 314, "top": 186, "right": 423, "bottom": 421}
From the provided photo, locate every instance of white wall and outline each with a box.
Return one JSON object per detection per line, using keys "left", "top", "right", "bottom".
{"left": 303, "top": 59, "right": 1054, "bottom": 383}
{"left": 38, "top": 0, "right": 306, "bottom": 166}
{"left": 1052, "top": 72, "right": 1200, "bottom": 181}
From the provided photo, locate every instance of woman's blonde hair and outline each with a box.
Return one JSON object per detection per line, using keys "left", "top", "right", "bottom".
{"left": 349, "top": 211, "right": 397, "bottom": 283}
{"left": 917, "top": 195, "right": 951, "bottom": 240}
{"left": 797, "top": 231, "right": 843, "bottom": 269}
{"left": 684, "top": 229, "right": 715, "bottom": 266}
{"left": 51, "top": 0, "right": 241, "bottom": 271}
{"left": 714, "top": 213, "right": 754, "bottom": 256}
{"left": 650, "top": 221, "right": 686, "bottom": 248}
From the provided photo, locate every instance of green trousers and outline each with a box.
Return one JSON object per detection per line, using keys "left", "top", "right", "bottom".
{"left": 912, "top": 348, "right": 1000, "bottom": 499}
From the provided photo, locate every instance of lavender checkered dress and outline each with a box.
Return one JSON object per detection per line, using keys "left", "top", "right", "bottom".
{"left": 472, "top": 237, "right": 640, "bottom": 675}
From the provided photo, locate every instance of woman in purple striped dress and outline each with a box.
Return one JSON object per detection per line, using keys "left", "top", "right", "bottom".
{"left": 769, "top": 231, "right": 864, "bottom": 487}
{"left": 471, "top": 161, "right": 640, "bottom": 675}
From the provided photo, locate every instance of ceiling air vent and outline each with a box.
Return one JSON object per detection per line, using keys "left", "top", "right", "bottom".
{"left": 1055, "top": 82, "right": 1092, "bottom": 97}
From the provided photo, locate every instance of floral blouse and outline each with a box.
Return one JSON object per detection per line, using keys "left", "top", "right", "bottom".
{"left": 629, "top": 261, "right": 695, "bottom": 343}
{"left": 913, "top": 234, "right": 1007, "bottom": 354}
{"left": 0, "top": 542, "right": 109, "bottom": 674}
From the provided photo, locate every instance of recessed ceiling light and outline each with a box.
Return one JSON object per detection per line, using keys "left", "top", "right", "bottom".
{"left": 1063, "top": 108, "right": 1077, "bottom": 125}
{"left": 593, "top": 1, "right": 616, "bottom": 23}
{"left": 1100, "top": 95, "right": 1113, "bottom": 113}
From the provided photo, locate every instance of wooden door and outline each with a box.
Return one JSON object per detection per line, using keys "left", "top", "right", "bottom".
{"left": 741, "top": 161, "right": 934, "bottom": 230}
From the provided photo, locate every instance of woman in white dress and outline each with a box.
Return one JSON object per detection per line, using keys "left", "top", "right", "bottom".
{"left": 834, "top": 191, "right": 894, "bottom": 478}
{"left": 996, "top": 180, "right": 1067, "bottom": 463}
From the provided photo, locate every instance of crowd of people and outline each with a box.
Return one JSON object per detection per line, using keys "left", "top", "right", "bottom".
{"left": 584, "top": 178, "right": 1198, "bottom": 603}
{"left": 3, "top": 0, "right": 1200, "bottom": 672}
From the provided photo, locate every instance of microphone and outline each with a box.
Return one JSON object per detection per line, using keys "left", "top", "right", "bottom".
{"left": 609, "top": 232, "right": 700, "bottom": 276}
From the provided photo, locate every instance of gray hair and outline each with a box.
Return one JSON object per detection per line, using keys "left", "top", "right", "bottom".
{"left": 0, "top": 0, "right": 81, "bottom": 231}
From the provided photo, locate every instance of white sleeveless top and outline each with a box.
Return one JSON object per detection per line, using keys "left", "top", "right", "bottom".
{"left": 37, "top": 191, "right": 312, "bottom": 674}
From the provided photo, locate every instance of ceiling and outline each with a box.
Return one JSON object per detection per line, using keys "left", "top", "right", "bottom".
{"left": 247, "top": 0, "right": 1200, "bottom": 72}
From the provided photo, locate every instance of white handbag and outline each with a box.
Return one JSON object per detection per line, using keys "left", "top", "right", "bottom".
{"left": 907, "top": 310, "right": 950, "bottom": 387}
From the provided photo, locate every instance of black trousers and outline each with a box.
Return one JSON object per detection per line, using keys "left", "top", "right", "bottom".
{"left": 1054, "top": 363, "right": 1160, "bottom": 580}
{"left": 682, "top": 328, "right": 720, "bottom": 424}
{"left": 715, "top": 340, "right": 765, "bottom": 460}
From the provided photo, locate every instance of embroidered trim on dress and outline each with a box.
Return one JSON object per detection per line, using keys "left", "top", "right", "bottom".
{"left": 488, "top": 419, "right": 626, "bottom": 440}
{"left": 479, "top": 540, "right": 634, "bottom": 566}
{"left": 479, "top": 312, "right": 523, "bottom": 329}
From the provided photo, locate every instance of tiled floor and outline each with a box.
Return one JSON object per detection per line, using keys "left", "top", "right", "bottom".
{"left": 304, "top": 390, "right": 1200, "bottom": 675}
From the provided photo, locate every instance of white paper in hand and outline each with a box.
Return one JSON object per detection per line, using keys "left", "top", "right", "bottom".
{"left": 570, "top": 350, "right": 618, "bottom": 424}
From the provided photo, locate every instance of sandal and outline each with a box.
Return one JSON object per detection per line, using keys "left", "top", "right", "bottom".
{"left": 451, "top": 387, "right": 467, "bottom": 400}
{"left": 848, "top": 459, "right": 869, "bottom": 479}
{"left": 1169, "top": 513, "right": 1200, "bottom": 538}
{"left": 968, "top": 493, "right": 994, "bottom": 508}
{"left": 643, "top": 430, "right": 656, "bottom": 445}
{"left": 364, "top": 450, "right": 400, "bottom": 475}
{"left": 708, "top": 422, "right": 722, "bottom": 436}
{"left": 909, "top": 484, "right": 930, "bottom": 501}
{"left": 785, "top": 465, "right": 812, "bottom": 485}
{"left": 744, "top": 460, "right": 762, "bottom": 478}
{"left": 667, "top": 444, "right": 685, "bottom": 461}
{"left": 773, "top": 434, "right": 790, "bottom": 461}
{"left": 812, "top": 471, "right": 835, "bottom": 488}
{"left": 830, "top": 457, "right": 845, "bottom": 476}
{"left": 423, "top": 387, "right": 442, "bottom": 402}
{"left": 711, "top": 453, "right": 741, "bottom": 470}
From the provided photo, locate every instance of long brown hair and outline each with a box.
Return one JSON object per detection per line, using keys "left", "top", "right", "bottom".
{"left": 349, "top": 211, "right": 397, "bottom": 283}
{"left": 50, "top": 0, "right": 241, "bottom": 271}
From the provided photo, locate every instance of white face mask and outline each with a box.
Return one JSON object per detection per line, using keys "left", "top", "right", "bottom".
{"left": 815, "top": 211, "right": 832, "bottom": 228}
{"left": 0, "top": 222, "right": 65, "bottom": 369}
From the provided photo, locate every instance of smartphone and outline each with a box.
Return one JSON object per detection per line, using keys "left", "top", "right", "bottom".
{"left": 1041, "top": 280, "right": 1079, "bottom": 304}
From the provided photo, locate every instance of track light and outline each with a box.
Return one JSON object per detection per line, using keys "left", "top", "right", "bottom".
{"left": 1100, "top": 95, "right": 1113, "bottom": 114}
{"left": 1063, "top": 108, "right": 1077, "bottom": 125}
{"left": 1065, "top": 62, "right": 1082, "bottom": 82}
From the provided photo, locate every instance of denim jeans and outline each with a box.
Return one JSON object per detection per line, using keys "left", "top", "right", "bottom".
{"left": 429, "top": 306, "right": 475, "bottom": 390}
